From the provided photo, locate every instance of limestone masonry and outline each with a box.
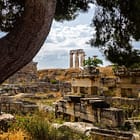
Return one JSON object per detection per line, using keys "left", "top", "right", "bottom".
{"left": 56, "top": 49, "right": 140, "bottom": 140}
{"left": 70, "top": 49, "right": 85, "bottom": 68}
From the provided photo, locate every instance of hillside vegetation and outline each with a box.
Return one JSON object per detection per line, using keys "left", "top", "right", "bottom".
{"left": 38, "top": 68, "right": 81, "bottom": 82}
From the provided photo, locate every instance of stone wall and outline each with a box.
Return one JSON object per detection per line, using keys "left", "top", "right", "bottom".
{"left": 56, "top": 96, "right": 124, "bottom": 128}
{"left": 6, "top": 61, "right": 38, "bottom": 84}
{"left": 100, "top": 108, "right": 124, "bottom": 127}
{"left": 106, "top": 97, "right": 140, "bottom": 118}
{"left": 115, "top": 67, "right": 140, "bottom": 97}
{"left": 0, "top": 99, "right": 38, "bottom": 114}
{"left": 90, "top": 128, "right": 134, "bottom": 140}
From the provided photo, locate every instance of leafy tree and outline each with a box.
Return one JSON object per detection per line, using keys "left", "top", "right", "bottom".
{"left": 0, "top": 0, "right": 24, "bottom": 32}
{"left": 0, "top": 0, "right": 91, "bottom": 32}
{"left": 90, "top": 0, "right": 140, "bottom": 67}
{"left": 83, "top": 56, "right": 103, "bottom": 67}
{"left": 54, "top": 0, "right": 90, "bottom": 21}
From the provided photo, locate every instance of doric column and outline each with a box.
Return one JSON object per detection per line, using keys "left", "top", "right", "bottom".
{"left": 79, "top": 53, "right": 82, "bottom": 67}
{"left": 75, "top": 51, "right": 79, "bottom": 68}
{"left": 70, "top": 50, "right": 74, "bottom": 68}
{"left": 70, "top": 49, "right": 85, "bottom": 68}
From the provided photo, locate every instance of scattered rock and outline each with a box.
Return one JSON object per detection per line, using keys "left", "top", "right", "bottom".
{"left": 0, "top": 113, "right": 14, "bottom": 132}
{"left": 52, "top": 122, "right": 94, "bottom": 136}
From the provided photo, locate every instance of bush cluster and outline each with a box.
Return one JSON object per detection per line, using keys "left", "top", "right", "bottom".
{"left": 9, "top": 112, "right": 90, "bottom": 140}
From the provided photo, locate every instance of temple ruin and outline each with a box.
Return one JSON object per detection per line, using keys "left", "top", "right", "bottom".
{"left": 69, "top": 49, "right": 85, "bottom": 68}
{"left": 55, "top": 67, "right": 123, "bottom": 128}
{"left": 56, "top": 65, "right": 140, "bottom": 139}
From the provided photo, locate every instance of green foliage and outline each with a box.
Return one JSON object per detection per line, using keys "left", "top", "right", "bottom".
{"left": 9, "top": 112, "right": 90, "bottom": 140}
{"left": 54, "top": 0, "right": 90, "bottom": 21}
{"left": 24, "top": 117, "right": 51, "bottom": 140}
{"left": 0, "top": 0, "right": 90, "bottom": 32}
{"left": 90, "top": 0, "right": 140, "bottom": 68}
{"left": 50, "top": 79, "right": 57, "bottom": 84}
{"left": 83, "top": 57, "right": 103, "bottom": 67}
{"left": 0, "top": 0, "right": 24, "bottom": 32}
{"left": 129, "top": 62, "right": 140, "bottom": 69}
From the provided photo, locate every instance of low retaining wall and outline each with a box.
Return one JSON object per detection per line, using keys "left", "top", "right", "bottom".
{"left": 90, "top": 128, "right": 139, "bottom": 140}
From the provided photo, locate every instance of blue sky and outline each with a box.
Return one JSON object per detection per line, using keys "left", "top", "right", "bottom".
{"left": 34, "top": 5, "right": 112, "bottom": 70}
{"left": 1, "top": 4, "right": 139, "bottom": 70}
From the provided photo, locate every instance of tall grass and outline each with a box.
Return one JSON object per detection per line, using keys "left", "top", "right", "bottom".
{"left": 9, "top": 111, "right": 90, "bottom": 140}
{"left": 23, "top": 115, "right": 90, "bottom": 140}
{"left": 25, "top": 117, "right": 50, "bottom": 140}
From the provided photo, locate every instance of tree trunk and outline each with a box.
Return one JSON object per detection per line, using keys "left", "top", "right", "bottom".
{"left": 0, "top": 0, "right": 56, "bottom": 84}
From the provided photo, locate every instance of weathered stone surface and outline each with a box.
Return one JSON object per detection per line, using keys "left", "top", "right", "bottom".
{"left": 90, "top": 128, "right": 135, "bottom": 140}
{"left": 0, "top": 113, "right": 14, "bottom": 121}
{"left": 0, "top": 99, "right": 38, "bottom": 114}
{"left": 106, "top": 97, "right": 140, "bottom": 118}
{"left": 56, "top": 96, "right": 124, "bottom": 128}
{"left": 53, "top": 122, "right": 94, "bottom": 135}
{"left": 6, "top": 61, "right": 38, "bottom": 84}
{"left": 100, "top": 108, "right": 124, "bottom": 128}
{"left": 0, "top": 113, "right": 14, "bottom": 132}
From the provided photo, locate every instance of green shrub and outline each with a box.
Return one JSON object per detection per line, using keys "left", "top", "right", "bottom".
{"left": 10, "top": 112, "right": 90, "bottom": 140}
{"left": 25, "top": 117, "right": 50, "bottom": 140}
{"left": 50, "top": 79, "right": 57, "bottom": 84}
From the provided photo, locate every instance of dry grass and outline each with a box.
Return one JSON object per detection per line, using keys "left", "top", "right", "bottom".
{"left": 38, "top": 68, "right": 80, "bottom": 82}
{"left": 38, "top": 67, "right": 115, "bottom": 82}
{"left": 0, "top": 130, "right": 29, "bottom": 140}
{"left": 98, "top": 66, "right": 115, "bottom": 76}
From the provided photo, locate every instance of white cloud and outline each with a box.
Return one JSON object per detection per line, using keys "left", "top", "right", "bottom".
{"left": 34, "top": 18, "right": 112, "bottom": 69}
{"left": 34, "top": 21, "right": 99, "bottom": 69}
{"left": 34, "top": 5, "right": 111, "bottom": 69}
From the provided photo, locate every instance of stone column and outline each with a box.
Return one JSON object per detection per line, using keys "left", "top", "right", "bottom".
{"left": 70, "top": 51, "right": 73, "bottom": 68}
{"left": 80, "top": 52, "right": 85, "bottom": 67}
{"left": 75, "top": 52, "right": 79, "bottom": 68}
{"left": 93, "top": 55, "right": 97, "bottom": 60}
{"left": 73, "top": 53, "right": 76, "bottom": 68}
{"left": 70, "top": 49, "right": 85, "bottom": 68}
{"left": 79, "top": 53, "right": 81, "bottom": 67}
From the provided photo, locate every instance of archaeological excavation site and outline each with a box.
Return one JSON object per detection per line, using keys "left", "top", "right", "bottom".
{"left": 0, "top": 49, "right": 139, "bottom": 140}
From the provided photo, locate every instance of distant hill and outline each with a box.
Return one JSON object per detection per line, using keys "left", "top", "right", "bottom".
{"left": 38, "top": 68, "right": 81, "bottom": 82}
{"left": 38, "top": 66, "right": 114, "bottom": 82}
